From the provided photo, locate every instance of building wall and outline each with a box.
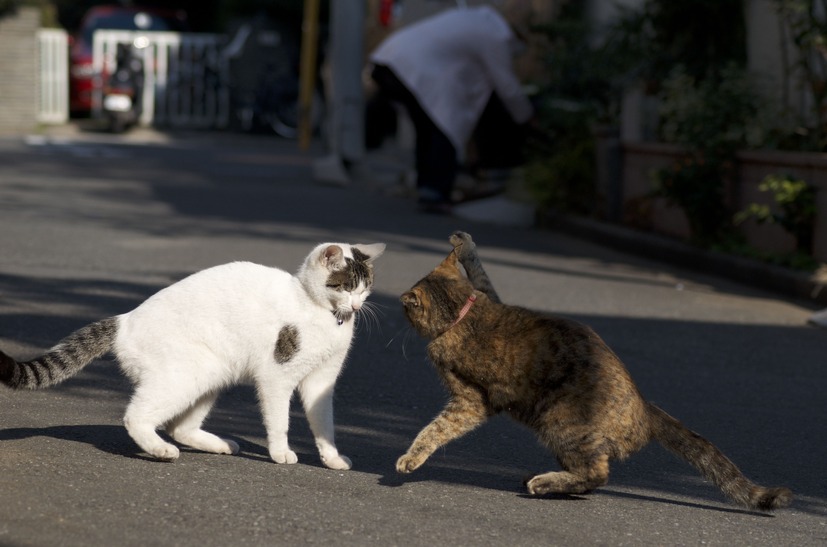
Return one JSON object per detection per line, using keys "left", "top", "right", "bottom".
{"left": 745, "top": 0, "right": 818, "bottom": 124}
{"left": 0, "top": 7, "right": 40, "bottom": 134}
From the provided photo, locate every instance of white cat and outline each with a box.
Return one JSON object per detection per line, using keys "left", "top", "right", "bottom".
{"left": 0, "top": 242, "right": 385, "bottom": 470}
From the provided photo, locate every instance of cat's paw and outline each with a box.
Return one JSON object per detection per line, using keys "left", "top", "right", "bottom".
{"left": 396, "top": 452, "right": 424, "bottom": 474}
{"left": 449, "top": 231, "right": 476, "bottom": 260}
{"left": 525, "top": 476, "right": 544, "bottom": 495}
{"left": 270, "top": 449, "right": 299, "bottom": 465}
{"left": 525, "top": 472, "right": 567, "bottom": 496}
{"left": 222, "top": 439, "right": 240, "bottom": 455}
{"left": 321, "top": 454, "right": 352, "bottom": 470}
{"left": 449, "top": 231, "right": 474, "bottom": 249}
{"left": 151, "top": 443, "right": 180, "bottom": 462}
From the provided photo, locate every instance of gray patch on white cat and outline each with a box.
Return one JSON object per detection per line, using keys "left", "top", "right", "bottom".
{"left": 275, "top": 324, "right": 300, "bottom": 363}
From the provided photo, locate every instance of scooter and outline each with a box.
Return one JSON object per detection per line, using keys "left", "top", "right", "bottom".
{"left": 102, "top": 41, "right": 145, "bottom": 133}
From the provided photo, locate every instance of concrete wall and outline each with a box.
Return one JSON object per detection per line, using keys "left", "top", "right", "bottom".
{"left": 745, "top": 0, "right": 823, "bottom": 124}
{"left": 0, "top": 7, "right": 40, "bottom": 134}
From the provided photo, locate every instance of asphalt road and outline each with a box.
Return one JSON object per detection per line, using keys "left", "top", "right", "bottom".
{"left": 0, "top": 127, "right": 824, "bottom": 546}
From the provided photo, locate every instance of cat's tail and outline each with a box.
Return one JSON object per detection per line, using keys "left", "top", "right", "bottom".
{"left": 0, "top": 317, "right": 118, "bottom": 390}
{"left": 646, "top": 402, "right": 792, "bottom": 511}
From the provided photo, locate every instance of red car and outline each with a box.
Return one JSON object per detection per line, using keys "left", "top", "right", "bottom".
{"left": 69, "top": 5, "right": 188, "bottom": 115}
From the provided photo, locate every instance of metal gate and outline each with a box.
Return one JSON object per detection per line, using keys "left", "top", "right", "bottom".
{"left": 37, "top": 28, "right": 69, "bottom": 124}
{"left": 92, "top": 30, "right": 230, "bottom": 128}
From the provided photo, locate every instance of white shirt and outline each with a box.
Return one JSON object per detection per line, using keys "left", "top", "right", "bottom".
{"left": 371, "top": 6, "right": 534, "bottom": 156}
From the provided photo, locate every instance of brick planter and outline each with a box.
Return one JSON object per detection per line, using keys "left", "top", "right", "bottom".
{"left": 620, "top": 141, "right": 827, "bottom": 263}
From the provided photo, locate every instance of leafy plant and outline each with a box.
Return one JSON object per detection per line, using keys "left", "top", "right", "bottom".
{"left": 533, "top": 2, "right": 631, "bottom": 124}
{"left": 604, "top": 0, "right": 747, "bottom": 86}
{"left": 735, "top": 174, "right": 818, "bottom": 253}
{"left": 658, "top": 64, "right": 774, "bottom": 152}
{"left": 655, "top": 155, "right": 733, "bottom": 245}
{"left": 523, "top": 3, "right": 610, "bottom": 215}
{"left": 523, "top": 101, "right": 596, "bottom": 215}
{"left": 654, "top": 65, "right": 772, "bottom": 244}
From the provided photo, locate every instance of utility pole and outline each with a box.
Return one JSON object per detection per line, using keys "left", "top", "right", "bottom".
{"left": 298, "top": 0, "right": 321, "bottom": 150}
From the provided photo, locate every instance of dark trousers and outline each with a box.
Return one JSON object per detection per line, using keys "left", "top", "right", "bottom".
{"left": 371, "top": 64, "right": 457, "bottom": 203}
{"left": 472, "top": 93, "right": 527, "bottom": 170}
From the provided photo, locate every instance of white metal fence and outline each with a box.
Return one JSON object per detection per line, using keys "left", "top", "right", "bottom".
{"left": 37, "top": 29, "right": 68, "bottom": 124}
{"left": 92, "top": 30, "right": 230, "bottom": 128}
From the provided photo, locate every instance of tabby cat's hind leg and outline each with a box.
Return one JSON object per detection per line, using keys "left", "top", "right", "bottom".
{"left": 449, "top": 231, "right": 501, "bottom": 303}
{"left": 525, "top": 454, "right": 610, "bottom": 496}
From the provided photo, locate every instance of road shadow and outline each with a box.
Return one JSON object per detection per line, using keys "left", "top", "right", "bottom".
{"left": 544, "top": 489, "right": 774, "bottom": 517}
{"left": 0, "top": 424, "right": 155, "bottom": 461}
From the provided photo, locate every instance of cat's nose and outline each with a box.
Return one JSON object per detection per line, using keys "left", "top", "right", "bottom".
{"left": 351, "top": 300, "right": 362, "bottom": 311}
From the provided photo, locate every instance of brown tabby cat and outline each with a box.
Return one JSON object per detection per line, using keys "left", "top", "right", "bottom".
{"left": 397, "top": 231, "right": 792, "bottom": 511}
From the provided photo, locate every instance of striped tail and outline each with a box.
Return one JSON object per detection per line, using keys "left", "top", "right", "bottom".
{"left": 647, "top": 402, "right": 792, "bottom": 511}
{"left": 0, "top": 317, "right": 118, "bottom": 390}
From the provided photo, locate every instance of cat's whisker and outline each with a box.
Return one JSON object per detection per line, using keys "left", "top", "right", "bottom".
{"left": 383, "top": 325, "right": 409, "bottom": 350}
{"left": 367, "top": 300, "right": 389, "bottom": 311}
{"left": 401, "top": 326, "right": 417, "bottom": 361}
{"left": 366, "top": 300, "right": 384, "bottom": 321}
{"left": 381, "top": 323, "right": 415, "bottom": 362}
{"left": 356, "top": 301, "right": 384, "bottom": 334}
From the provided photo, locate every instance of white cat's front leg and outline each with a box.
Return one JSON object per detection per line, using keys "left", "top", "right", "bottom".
{"left": 255, "top": 372, "right": 299, "bottom": 464}
{"left": 298, "top": 365, "right": 352, "bottom": 470}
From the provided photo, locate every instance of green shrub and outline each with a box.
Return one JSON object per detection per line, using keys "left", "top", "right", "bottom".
{"left": 654, "top": 65, "right": 776, "bottom": 244}
{"left": 735, "top": 174, "right": 817, "bottom": 254}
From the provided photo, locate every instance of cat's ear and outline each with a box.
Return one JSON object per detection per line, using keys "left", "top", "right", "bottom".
{"left": 320, "top": 245, "right": 346, "bottom": 270}
{"left": 401, "top": 290, "right": 420, "bottom": 308}
{"left": 352, "top": 243, "right": 386, "bottom": 263}
{"left": 435, "top": 250, "right": 462, "bottom": 278}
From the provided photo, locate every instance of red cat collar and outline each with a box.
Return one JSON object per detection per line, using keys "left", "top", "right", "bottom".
{"left": 447, "top": 292, "right": 477, "bottom": 331}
